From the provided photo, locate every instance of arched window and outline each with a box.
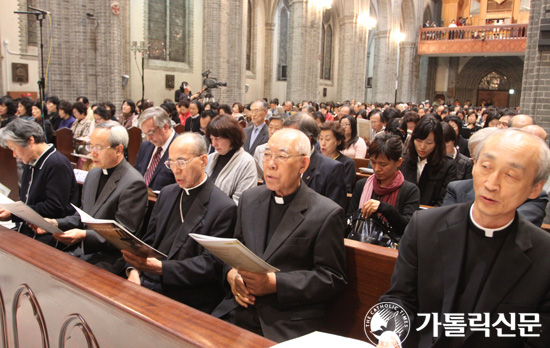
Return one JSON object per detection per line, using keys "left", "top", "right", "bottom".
{"left": 277, "top": 0, "right": 290, "bottom": 80}
{"left": 320, "top": 9, "right": 332, "bottom": 80}
{"left": 246, "top": 0, "right": 253, "bottom": 71}
{"left": 147, "top": 0, "right": 189, "bottom": 64}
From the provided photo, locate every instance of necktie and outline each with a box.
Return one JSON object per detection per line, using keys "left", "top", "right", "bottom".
{"left": 144, "top": 147, "right": 162, "bottom": 186}
{"left": 250, "top": 127, "right": 260, "bottom": 145}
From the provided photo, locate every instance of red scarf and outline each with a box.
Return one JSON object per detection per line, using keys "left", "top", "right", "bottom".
{"left": 359, "top": 170, "right": 405, "bottom": 220}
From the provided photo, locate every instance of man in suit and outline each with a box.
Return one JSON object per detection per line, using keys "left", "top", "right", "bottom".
{"left": 379, "top": 128, "right": 550, "bottom": 347}
{"left": 47, "top": 121, "right": 148, "bottom": 274}
{"left": 122, "top": 133, "right": 236, "bottom": 313}
{"left": 134, "top": 107, "right": 176, "bottom": 191}
{"left": 212, "top": 128, "right": 347, "bottom": 342}
{"left": 283, "top": 113, "right": 347, "bottom": 208}
{"left": 243, "top": 100, "right": 269, "bottom": 155}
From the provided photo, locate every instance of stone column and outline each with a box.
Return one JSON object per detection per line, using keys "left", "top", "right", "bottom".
{"left": 371, "top": 31, "right": 396, "bottom": 103}
{"left": 263, "top": 22, "right": 275, "bottom": 100}
{"left": 286, "top": 0, "right": 321, "bottom": 102}
{"left": 203, "top": 0, "right": 245, "bottom": 103}
{"left": 446, "top": 57, "right": 460, "bottom": 104}
{"left": 397, "top": 42, "right": 418, "bottom": 103}
{"left": 337, "top": 15, "right": 368, "bottom": 101}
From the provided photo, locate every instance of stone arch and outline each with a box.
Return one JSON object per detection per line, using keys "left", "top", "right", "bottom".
{"left": 423, "top": 4, "right": 432, "bottom": 22}
{"left": 374, "top": 0, "right": 391, "bottom": 32}
{"left": 400, "top": 0, "right": 416, "bottom": 41}
{"left": 455, "top": 56, "right": 524, "bottom": 106}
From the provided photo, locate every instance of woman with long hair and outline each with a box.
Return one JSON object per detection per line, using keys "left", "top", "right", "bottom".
{"left": 401, "top": 116, "right": 457, "bottom": 206}
{"left": 339, "top": 115, "right": 367, "bottom": 158}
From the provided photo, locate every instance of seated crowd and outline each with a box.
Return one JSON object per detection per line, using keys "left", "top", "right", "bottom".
{"left": 1, "top": 93, "right": 549, "bottom": 345}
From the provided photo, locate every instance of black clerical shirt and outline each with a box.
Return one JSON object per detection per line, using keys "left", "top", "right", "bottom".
{"left": 266, "top": 186, "right": 300, "bottom": 248}
{"left": 96, "top": 166, "right": 118, "bottom": 200}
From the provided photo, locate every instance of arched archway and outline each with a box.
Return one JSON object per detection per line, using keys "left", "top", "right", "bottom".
{"left": 455, "top": 56, "right": 524, "bottom": 106}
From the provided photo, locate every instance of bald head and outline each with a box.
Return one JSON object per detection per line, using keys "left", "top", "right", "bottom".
{"left": 509, "top": 114, "right": 534, "bottom": 128}
{"left": 523, "top": 125, "right": 548, "bottom": 141}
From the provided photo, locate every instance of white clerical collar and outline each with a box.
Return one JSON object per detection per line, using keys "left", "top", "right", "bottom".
{"left": 469, "top": 204, "right": 514, "bottom": 237}
{"left": 182, "top": 174, "right": 207, "bottom": 195}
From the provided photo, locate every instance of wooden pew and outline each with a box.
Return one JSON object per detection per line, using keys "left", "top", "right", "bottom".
{"left": 54, "top": 127, "right": 76, "bottom": 165}
{"left": 325, "top": 239, "right": 398, "bottom": 341}
{"left": 0, "top": 146, "right": 19, "bottom": 201}
{"left": 127, "top": 127, "right": 142, "bottom": 166}
{"left": 0, "top": 227, "right": 275, "bottom": 347}
{"left": 174, "top": 124, "right": 186, "bottom": 134}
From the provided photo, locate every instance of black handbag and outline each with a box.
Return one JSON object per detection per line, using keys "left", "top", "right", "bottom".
{"left": 346, "top": 209, "right": 399, "bottom": 249}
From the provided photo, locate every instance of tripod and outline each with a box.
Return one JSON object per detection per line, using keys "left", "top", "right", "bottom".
{"left": 14, "top": 6, "right": 49, "bottom": 112}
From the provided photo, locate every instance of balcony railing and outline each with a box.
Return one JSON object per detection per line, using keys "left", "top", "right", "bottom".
{"left": 417, "top": 24, "right": 528, "bottom": 56}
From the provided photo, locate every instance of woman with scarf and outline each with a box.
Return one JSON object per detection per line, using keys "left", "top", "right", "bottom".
{"left": 348, "top": 133, "right": 420, "bottom": 237}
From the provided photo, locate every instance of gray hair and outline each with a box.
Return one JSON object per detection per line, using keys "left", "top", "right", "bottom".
{"left": 283, "top": 112, "right": 320, "bottom": 146}
{"left": 272, "top": 128, "right": 311, "bottom": 158}
{"left": 474, "top": 128, "right": 550, "bottom": 185}
{"left": 0, "top": 118, "right": 46, "bottom": 148}
{"left": 468, "top": 127, "right": 499, "bottom": 159}
{"left": 252, "top": 100, "right": 268, "bottom": 111}
{"left": 95, "top": 121, "right": 129, "bottom": 150}
{"left": 138, "top": 106, "right": 172, "bottom": 128}
{"left": 174, "top": 132, "right": 207, "bottom": 155}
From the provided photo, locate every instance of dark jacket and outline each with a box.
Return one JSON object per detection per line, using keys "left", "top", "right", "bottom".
{"left": 453, "top": 152, "right": 473, "bottom": 180}
{"left": 443, "top": 179, "right": 549, "bottom": 227}
{"left": 335, "top": 153, "right": 356, "bottom": 194}
{"left": 13, "top": 146, "right": 79, "bottom": 247}
{"left": 185, "top": 115, "right": 201, "bottom": 133}
{"left": 456, "top": 135, "right": 470, "bottom": 157}
{"left": 134, "top": 136, "right": 176, "bottom": 191}
{"left": 302, "top": 149, "right": 347, "bottom": 208}
{"left": 348, "top": 178, "right": 420, "bottom": 236}
{"left": 243, "top": 124, "right": 269, "bottom": 155}
{"left": 401, "top": 156, "right": 457, "bottom": 206}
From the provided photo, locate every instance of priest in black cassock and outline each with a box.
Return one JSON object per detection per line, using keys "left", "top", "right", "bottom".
{"left": 380, "top": 129, "right": 550, "bottom": 348}
{"left": 122, "top": 132, "right": 237, "bottom": 313}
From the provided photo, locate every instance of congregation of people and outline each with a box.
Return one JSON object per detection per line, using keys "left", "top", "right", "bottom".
{"left": 1, "top": 89, "right": 550, "bottom": 346}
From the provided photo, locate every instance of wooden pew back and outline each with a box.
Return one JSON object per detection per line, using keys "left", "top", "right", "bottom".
{"left": 54, "top": 127, "right": 76, "bottom": 164}
{"left": 325, "top": 239, "right": 398, "bottom": 341}
{"left": 127, "top": 127, "right": 142, "bottom": 166}
{"left": 0, "top": 227, "right": 275, "bottom": 347}
{"left": 0, "top": 146, "right": 19, "bottom": 201}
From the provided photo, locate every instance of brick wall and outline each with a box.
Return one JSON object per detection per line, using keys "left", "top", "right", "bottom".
{"left": 36, "top": 0, "right": 128, "bottom": 106}
{"left": 520, "top": 0, "right": 550, "bottom": 131}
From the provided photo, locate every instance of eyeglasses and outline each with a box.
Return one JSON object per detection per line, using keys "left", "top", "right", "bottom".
{"left": 262, "top": 151, "right": 304, "bottom": 164}
{"left": 144, "top": 126, "right": 160, "bottom": 136}
{"left": 251, "top": 109, "right": 265, "bottom": 114}
{"left": 87, "top": 144, "right": 112, "bottom": 152}
{"left": 164, "top": 156, "right": 199, "bottom": 170}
